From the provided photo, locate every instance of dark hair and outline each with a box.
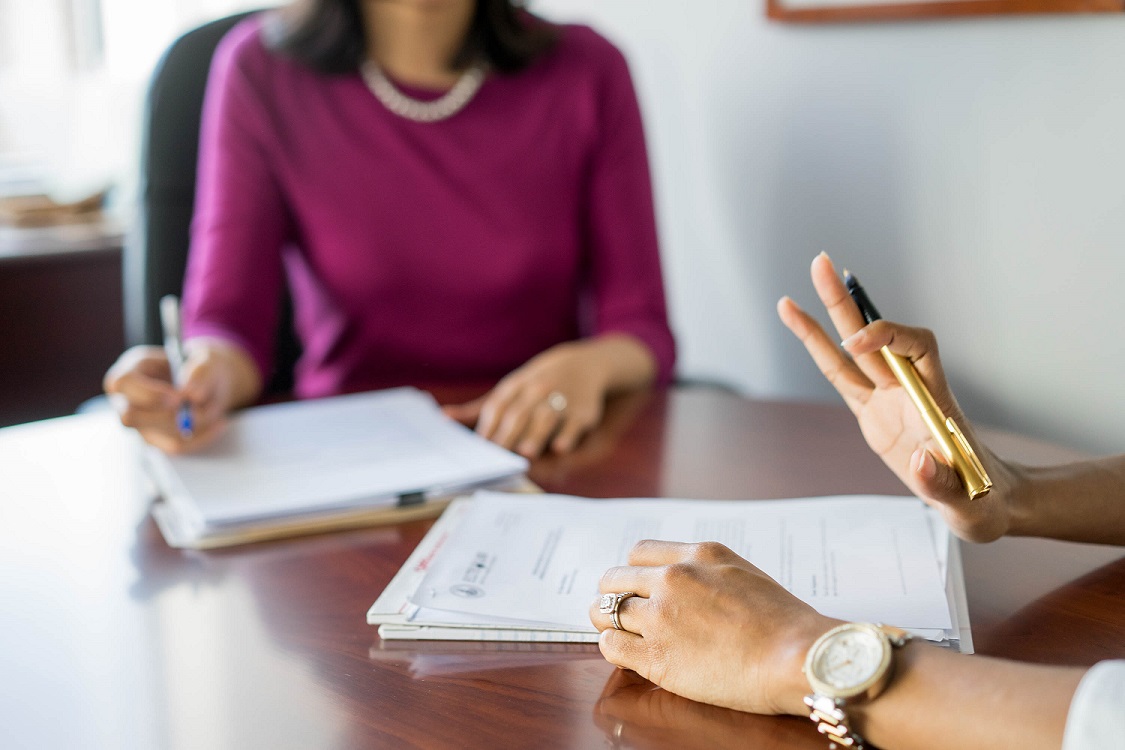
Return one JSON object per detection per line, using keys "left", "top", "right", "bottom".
{"left": 267, "top": 0, "right": 558, "bottom": 75}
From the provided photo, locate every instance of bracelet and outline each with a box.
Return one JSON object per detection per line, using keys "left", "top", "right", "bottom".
{"left": 803, "top": 694, "right": 866, "bottom": 749}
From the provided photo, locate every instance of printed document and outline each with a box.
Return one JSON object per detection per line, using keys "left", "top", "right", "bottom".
{"left": 370, "top": 492, "right": 965, "bottom": 646}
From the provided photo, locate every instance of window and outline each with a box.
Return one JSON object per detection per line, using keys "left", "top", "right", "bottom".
{"left": 0, "top": 0, "right": 264, "bottom": 208}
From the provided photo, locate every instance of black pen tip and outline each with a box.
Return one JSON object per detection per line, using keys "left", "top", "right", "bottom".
{"left": 842, "top": 268, "right": 858, "bottom": 289}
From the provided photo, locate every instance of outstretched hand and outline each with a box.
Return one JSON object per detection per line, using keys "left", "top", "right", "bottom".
{"left": 777, "top": 252, "right": 1015, "bottom": 542}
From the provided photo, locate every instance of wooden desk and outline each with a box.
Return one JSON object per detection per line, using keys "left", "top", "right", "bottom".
{"left": 2, "top": 387, "right": 1122, "bottom": 749}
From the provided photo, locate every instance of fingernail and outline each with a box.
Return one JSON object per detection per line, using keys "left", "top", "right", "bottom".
{"left": 841, "top": 330, "right": 864, "bottom": 349}
{"left": 914, "top": 449, "right": 935, "bottom": 479}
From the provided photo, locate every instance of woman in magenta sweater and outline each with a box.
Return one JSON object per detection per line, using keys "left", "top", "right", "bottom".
{"left": 105, "top": 0, "right": 675, "bottom": 457}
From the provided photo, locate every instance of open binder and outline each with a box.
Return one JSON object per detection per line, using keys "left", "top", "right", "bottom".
{"left": 146, "top": 388, "right": 529, "bottom": 549}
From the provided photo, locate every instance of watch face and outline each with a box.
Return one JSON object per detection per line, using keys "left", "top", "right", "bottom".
{"left": 807, "top": 624, "right": 892, "bottom": 698}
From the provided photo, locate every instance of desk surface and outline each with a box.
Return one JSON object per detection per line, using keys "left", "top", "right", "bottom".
{"left": 2, "top": 387, "right": 1122, "bottom": 750}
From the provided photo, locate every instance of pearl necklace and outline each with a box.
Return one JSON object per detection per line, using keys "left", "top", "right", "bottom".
{"left": 360, "top": 60, "right": 487, "bottom": 123}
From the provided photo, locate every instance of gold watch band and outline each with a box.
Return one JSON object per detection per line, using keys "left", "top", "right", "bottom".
{"left": 804, "top": 693, "right": 866, "bottom": 749}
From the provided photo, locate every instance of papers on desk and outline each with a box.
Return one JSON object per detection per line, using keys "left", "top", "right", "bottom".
{"left": 368, "top": 492, "right": 973, "bottom": 653}
{"left": 147, "top": 388, "right": 529, "bottom": 549}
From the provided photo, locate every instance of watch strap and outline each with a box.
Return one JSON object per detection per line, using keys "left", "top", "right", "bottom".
{"left": 803, "top": 623, "right": 913, "bottom": 750}
{"left": 878, "top": 623, "right": 912, "bottom": 649}
{"left": 804, "top": 694, "right": 866, "bottom": 749}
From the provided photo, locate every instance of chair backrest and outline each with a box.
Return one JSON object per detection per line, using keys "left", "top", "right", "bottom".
{"left": 123, "top": 9, "right": 300, "bottom": 395}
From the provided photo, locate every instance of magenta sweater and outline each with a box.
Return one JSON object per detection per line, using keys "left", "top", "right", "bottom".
{"left": 183, "top": 17, "right": 675, "bottom": 398}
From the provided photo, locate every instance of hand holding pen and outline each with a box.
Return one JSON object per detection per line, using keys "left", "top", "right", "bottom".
{"left": 103, "top": 301, "right": 253, "bottom": 453}
{"left": 841, "top": 268, "right": 992, "bottom": 500}
{"left": 160, "top": 295, "right": 195, "bottom": 440}
{"left": 777, "top": 253, "right": 1019, "bottom": 544}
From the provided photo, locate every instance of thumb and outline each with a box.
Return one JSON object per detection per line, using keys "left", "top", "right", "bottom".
{"left": 911, "top": 447, "right": 967, "bottom": 505}
{"left": 179, "top": 355, "right": 217, "bottom": 403}
{"left": 178, "top": 355, "right": 232, "bottom": 426}
{"left": 443, "top": 397, "right": 484, "bottom": 427}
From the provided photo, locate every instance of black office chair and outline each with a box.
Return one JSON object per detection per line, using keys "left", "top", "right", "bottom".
{"left": 123, "top": 9, "right": 300, "bottom": 395}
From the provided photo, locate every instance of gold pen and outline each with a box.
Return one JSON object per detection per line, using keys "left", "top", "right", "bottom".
{"left": 843, "top": 270, "right": 992, "bottom": 500}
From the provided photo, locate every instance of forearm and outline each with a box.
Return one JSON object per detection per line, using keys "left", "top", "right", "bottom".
{"left": 841, "top": 646, "right": 1083, "bottom": 750}
{"left": 1004, "top": 455, "right": 1125, "bottom": 545}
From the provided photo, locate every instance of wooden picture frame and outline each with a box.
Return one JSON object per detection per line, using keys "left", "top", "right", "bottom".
{"left": 767, "top": 0, "right": 1124, "bottom": 23}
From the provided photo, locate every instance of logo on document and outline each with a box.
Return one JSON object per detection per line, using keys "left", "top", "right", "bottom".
{"left": 450, "top": 583, "right": 485, "bottom": 598}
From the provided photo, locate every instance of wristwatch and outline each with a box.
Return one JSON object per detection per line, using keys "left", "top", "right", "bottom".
{"left": 802, "top": 622, "right": 912, "bottom": 749}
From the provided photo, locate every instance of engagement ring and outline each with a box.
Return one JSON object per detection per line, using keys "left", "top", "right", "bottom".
{"left": 546, "top": 391, "right": 567, "bottom": 413}
{"left": 598, "top": 591, "right": 636, "bottom": 632}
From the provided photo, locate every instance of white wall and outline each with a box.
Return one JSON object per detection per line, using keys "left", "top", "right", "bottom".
{"left": 536, "top": 0, "right": 1125, "bottom": 455}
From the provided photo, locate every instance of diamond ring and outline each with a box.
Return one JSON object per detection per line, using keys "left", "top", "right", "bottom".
{"left": 598, "top": 591, "right": 637, "bottom": 632}
{"left": 546, "top": 391, "right": 567, "bottom": 413}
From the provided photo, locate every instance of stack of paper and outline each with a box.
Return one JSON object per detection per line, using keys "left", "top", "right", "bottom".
{"left": 368, "top": 492, "right": 972, "bottom": 653}
{"left": 148, "top": 388, "right": 529, "bottom": 549}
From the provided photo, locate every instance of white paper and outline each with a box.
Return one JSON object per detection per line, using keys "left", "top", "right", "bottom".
{"left": 367, "top": 500, "right": 591, "bottom": 641}
{"left": 378, "top": 625, "right": 600, "bottom": 643}
{"left": 146, "top": 388, "right": 528, "bottom": 527}
{"left": 405, "top": 492, "right": 953, "bottom": 633}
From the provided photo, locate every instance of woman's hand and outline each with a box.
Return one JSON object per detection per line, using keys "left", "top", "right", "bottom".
{"left": 588, "top": 540, "right": 836, "bottom": 717}
{"left": 444, "top": 334, "right": 656, "bottom": 458}
{"left": 777, "top": 252, "right": 1018, "bottom": 543}
{"left": 103, "top": 339, "right": 260, "bottom": 453}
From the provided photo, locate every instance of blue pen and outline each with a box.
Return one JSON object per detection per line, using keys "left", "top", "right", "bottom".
{"left": 159, "top": 295, "right": 194, "bottom": 440}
